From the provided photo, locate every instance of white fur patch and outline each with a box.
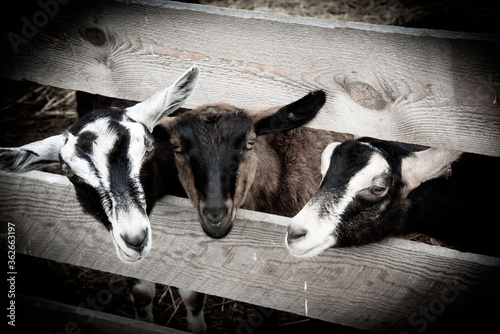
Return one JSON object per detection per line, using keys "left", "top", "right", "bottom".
{"left": 130, "top": 279, "right": 155, "bottom": 322}
{"left": 320, "top": 142, "right": 340, "bottom": 179}
{"left": 179, "top": 288, "right": 207, "bottom": 334}
{"left": 125, "top": 66, "right": 200, "bottom": 131}
{"left": 60, "top": 133, "right": 101, "bottom": 188}
{"left": 401, "top": 148, "right": 462, "bottom": 197}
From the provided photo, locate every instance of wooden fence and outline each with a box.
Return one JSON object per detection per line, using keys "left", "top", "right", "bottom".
{"left": 1, "top": 0, "right": 499, "bottom": 333}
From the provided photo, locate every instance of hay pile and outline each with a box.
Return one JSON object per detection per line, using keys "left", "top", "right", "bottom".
{"left": 0, "top": 79, "right": 76, "bottom": 147}
{"left": 201, "top": 0, "right": 410, "bottom": 24}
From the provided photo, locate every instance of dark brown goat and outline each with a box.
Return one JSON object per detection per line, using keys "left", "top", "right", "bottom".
{"left": 160, "top": 91, "right": 352, "bottom": 333}
{"left": 162, "top": 91, "right": 353, "bottom": 238}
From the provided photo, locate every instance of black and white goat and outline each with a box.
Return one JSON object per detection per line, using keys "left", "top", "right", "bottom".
{"left": 0, "top": 67, "right": 204, "bottom": 329}
{"left": 286, "top": 137, "right": 500, "bottom": 258}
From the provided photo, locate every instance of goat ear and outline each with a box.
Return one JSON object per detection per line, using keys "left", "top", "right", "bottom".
{"left": 126, "top": 66, "right": 200, "bottom": 131}
{"left": 401, "top": 148, "right": 462, "bottom": 196}
{"left": 0, "top": 134, "right": 65, "bottom": 173}
{"left": 252, "top": 90, "right": 326, "bottom": 136}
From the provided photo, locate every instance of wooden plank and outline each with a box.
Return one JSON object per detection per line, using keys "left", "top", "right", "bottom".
{"left": 0, "top": 0, "right": 499, "bottom": 156}
{"left": 16, "top": 294, "right": 189, "bottom": 334}
{"left": 1, "top": 171, "right": 499, "bottom": 333}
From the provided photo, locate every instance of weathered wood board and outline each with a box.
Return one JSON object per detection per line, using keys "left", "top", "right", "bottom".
{"left": 1, "top": 171, "right": 499, "bottom": 333}
{"left": 1, "top": 0, "right": 499, "bottom": 156}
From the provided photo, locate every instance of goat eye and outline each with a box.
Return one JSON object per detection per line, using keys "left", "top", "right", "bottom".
{"left": 172, "top": 145, "right": 184, "bottom": 154}
{"left": 245, "top": 140, "right": 255, "bottom": 150}
{"left": 368, "top": 186, "right": 387, "bottom": 196}
{"left": 146, "top": 145, "right": 154, "bottom": 153}
{"left": 66, "top": 171, "right": 82, "bottom": 182}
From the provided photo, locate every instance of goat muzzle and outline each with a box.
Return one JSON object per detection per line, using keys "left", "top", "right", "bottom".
{"left": 199, "top": 204, "right": 234, "bottom": 239}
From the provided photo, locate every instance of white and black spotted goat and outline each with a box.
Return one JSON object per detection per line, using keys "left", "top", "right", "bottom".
{"left": 286, "top": 137, "right": 500, "bottom": 258}
{"left": 0, "top": 67, "right": 205, "bottom": 329}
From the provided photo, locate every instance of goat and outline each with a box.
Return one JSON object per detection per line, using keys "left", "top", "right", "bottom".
{"left": 0, "top": 67, "right": 204, "bottom": 329}
{"left": 286, "top": 137, "right": 500, "bottom": 258}
{"left": 159, "top": 91, "right": 352, "bottom": 331}
{"left": 162, "top": 90, "right": 353, "bottom": 238}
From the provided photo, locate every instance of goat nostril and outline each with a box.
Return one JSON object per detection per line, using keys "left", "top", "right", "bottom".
{"left": 287, "top": 228, "right": 307, "bottom": 244}
{"left": 122, "top": 230, "right": 147, "bottom": 251}
{"left": 203, "top": 206, "right": 228, "bottom": 226}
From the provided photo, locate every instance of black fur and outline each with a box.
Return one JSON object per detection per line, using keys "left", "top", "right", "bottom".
{"left": 175, "top": 112, "right": 251, "bottom": 199}
{"left": 324, "top": 138, "right": 500, "bottom": 257}
{"left": 172, "top": 111, "right": 251, "bottom": 238}
{"left": 254, "top": 90, "right": 325, "bottom": 135}
{"left": 407, "top": 152, "right": 500, "bottom": 256}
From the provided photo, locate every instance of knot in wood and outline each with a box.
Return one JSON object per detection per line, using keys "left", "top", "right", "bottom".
{"left": 81, "top": 27, "right": 107, "bottom": 46}
{"left": 347, "top": 81, "right": 387, "bottom": 110}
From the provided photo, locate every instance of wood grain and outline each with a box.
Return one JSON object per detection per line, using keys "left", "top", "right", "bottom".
{"left": 1, "top": 171, "right": 499, "bottom": 333}
{"left": 0, "top": 0, "right": 499, "bottom": 156}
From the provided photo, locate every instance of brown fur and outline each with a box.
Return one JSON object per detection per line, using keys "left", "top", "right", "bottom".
{"left": 165, "top": 103, "right": 353, "bottom": 219}
{"left": 243, "top": 127, "right": 353, "bottom": 217}
{"left": 161, "top": 100, "right": 353, "bottom": 333}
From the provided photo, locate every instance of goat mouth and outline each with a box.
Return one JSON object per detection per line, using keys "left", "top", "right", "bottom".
{"left": 286, "top": 236, "right": 336, "bottom": 258}
{"left": 199, "top": 206, "right": 235, "bottom": 239}
{"left": 202, "top": 222, "right": 233, "bottom": 239}
{"left": 110, "top": 232, "right": 144, "bottom": 263}
{"left": 119, "top": 248, "right": 141, "bottom": 262}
